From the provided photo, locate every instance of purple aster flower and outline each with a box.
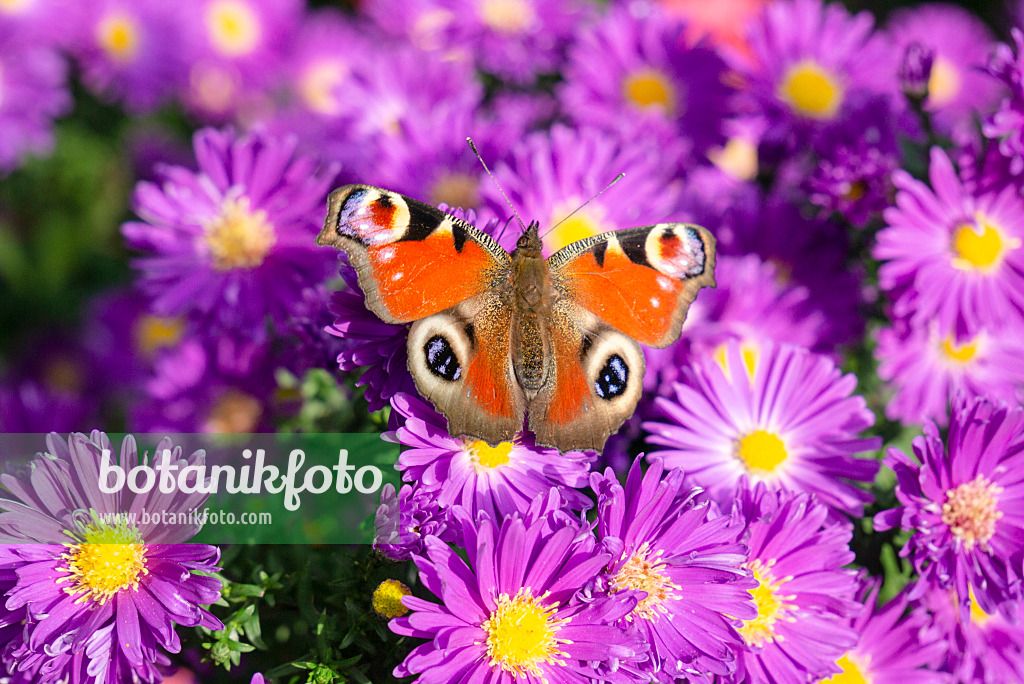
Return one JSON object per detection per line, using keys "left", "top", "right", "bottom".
{"left": 70, "top": 0, "right": 187, "bottom": 112}
{"left": 390, "top": 494, "right": 646, "bottom": 683}
{"left": 742, "top": 0, "right": 897, "bottom": 137}
{"left": 729, "top": 482, "right": 860, "bottom": 683}
{"left": 983, "top": 28, "right": 1024, "bottom": 181}
{"left": 438, "top": 0, "right": 591, "bottom": 83}
{"left": 875, "top": 316, "right": 1024, "bottom": 427}
{"left": 560, "top": 1, "right": 732, "bottom": 163}
{"left": 875, "top": 393, "right": 1024, "bottom": 619}
{"left": 922, "top": 583, "right": 1024, "bottom": 682}
{"left": 592, "top": 456, "right": 755, "bottom": 682}
{"left": 889, "top": 3, "right": 1004, "bottom": 135}
{"left": 0, "top": 381, "right": 92, "bottom": 434}
{"left": 712, "top": 192, "right": 867, "bottom": 347}
{"left": 0, "top": 431, "right": 222, "bottom": 683}
{"left": 373, "top": 482, "right": 457, "bottom": 562}
{"left": 484, "top": 124, "right": 687, "bottom": 255}
{"left": 0, "top": 0, "right": 76, "bottom": 45}
{"left": 875, "top": 147, "right": 1024, "bottom": 336}
{"left": 122, "top": 127, "right": 338, "bottom": 340}
{"left": 131, "top": 333, "right": 276, "bottom": 433}
{"left": 0, "top": 30, "right": 69, "bottom": 173}
{"left": 643, "top": 255, "right": 829, "bottom": 394}
{"left": 180, "top": 0, "right": 301, "bottom": 120}
{"left": 645, "top": 340, "right": 881, "bottom": 516}
{"left": 821, "top": 580, "right": 948, "bottom": 683}
{"left": 325, "top": 209, "right": 502, "bottom": 412}
{"left": 386, "top": 393, "right": 594, "bottom": 524}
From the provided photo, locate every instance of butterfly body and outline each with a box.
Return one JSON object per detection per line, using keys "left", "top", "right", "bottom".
{"left": 317, "top": 184, "right": 716, "bottom": 452}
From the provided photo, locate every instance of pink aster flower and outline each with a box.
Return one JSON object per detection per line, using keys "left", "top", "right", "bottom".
{"left": 875, "top": 147, "right": 1024, "bottom": 336}
{"left": 875, "top": 316, "right": 1024, "bottom": 427}
{"left": 875, "top": 393, "right": 1024, "bottom": 620}
{"left": 645, "top": 340, "right": 881, "bottom": 516}
{"left": 730, "top": 482, "right": 861, "bottom": 683}
{"left": 888, "top": 3, "right": 1004, "bottom": 135}
{"left": 0, "top": 432, "right": 222, "bottom": 683}
{"left": 122, "top": 127, "right": 338, "bottom": 340}
{"left": 390, "top": 494, "right": 647, "bottom": 683}
{"left": 386, "top": 393, "right": 594, "bottom": 524}
{"left": 592, "top": 456, "right": 755, "bottom": 682}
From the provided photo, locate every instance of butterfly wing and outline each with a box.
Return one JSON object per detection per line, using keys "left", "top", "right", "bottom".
{"left": 529, "top": 223, "right": 715, "bottom": 451}
{"left": 408, "top": 294, "right": 526, "bottom": 444}
{"left": 316, "top": 184, "right": 511, "bottom": 324}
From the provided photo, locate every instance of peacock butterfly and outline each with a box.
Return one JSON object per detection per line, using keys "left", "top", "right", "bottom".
{"left": 315, "top": 184, "right": 716, "bottom": 452}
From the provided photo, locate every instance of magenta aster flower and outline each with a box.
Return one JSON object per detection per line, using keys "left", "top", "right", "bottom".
{"left": 643, "top": 255, "right": 829, "bottom": 395}
{"left": 560, "top": 1, "right": 732, "bottom": 162}
{"left": 730, "top": 482, "right": 860, "bottom": 683}
{"left": 0, "top": 432, "right": 222, "bottom": 683}
{"left": 922, "top": 583, "right": 1024, "bottom": 682}
{"left": 821, "top": 580, "right": 948, "bottom": 683}
{"left": 0, "top": 0, "right": 76, "bottom": 45}
{"left": 0, "top": 30, "right": 69, "bottom": 173}
{"left": 888, "top": 3, "right": 1004, "bottom": 135}
{"left": 484, "top": 124, "right": 687, "bottom": 255}
{"left": 122, "top": 127, "right": 338, "bottom": 340}
{"left": 875, "top": 316, "right": 1024, "bottom": 427}
{"left": 387, "top": 393, "right": 594, "bottom": 524}
{"left": 390, "top": 496, "right": 646, "bottom": 683}
{"left": 180, "top": 0, "right": 301, "bottom": 120}
{"left": 373, "top": 482, "right": 456, "bottom": 562}
{"left": 70, "top": 0, "right": 187, "bottom": 112}
{"left": 875, "top": 394, "right": 1024, "bottom": 619}
{"left": 984, "top": 28, "right": 1024, "bottom": 182}
{"left": 875, "top": 147, "right": 1024, "bottom": 336}
{"left": 742, "top": 0, "right": 897, "bottom": 135}
{"left": 645, "top": 340, "right": 881, "bottom": 516}
{"left": 592, "top": 456, "right": 755, "bottom": 682}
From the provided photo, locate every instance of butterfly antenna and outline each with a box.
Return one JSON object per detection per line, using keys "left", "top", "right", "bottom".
{"left": 467, "top": 137, "right": 526, "bottom": 241}
{"left": 541, "top": 173, "right": 626, "bottom": 240}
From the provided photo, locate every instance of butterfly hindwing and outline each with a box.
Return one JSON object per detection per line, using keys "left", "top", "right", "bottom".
{"left": 316, "top": 184, "right": 511, "bottom": 324}
{"left": 408, "top": 294, "right": 526, "bottom": 443}
{"left": 548, "top": 223, "right": 716, "bottom": 348}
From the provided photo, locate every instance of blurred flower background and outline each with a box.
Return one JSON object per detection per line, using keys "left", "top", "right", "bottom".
{"left": 1, "top": 0, "right": 1024, "bottom": 681}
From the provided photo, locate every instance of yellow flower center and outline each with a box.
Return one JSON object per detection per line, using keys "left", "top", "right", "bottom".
{"left": 97, "top": 13, "right": 139, "bottom": 62}
{"left": 482, "top": 588, "right": 568, "bottom": 676}
{"left": 59, "top": 520, "right": 148, "bottom": 605}
{"left": 969, "top": 588, "right": 992, "bottom": 627}
{"left": 941, "top": 474, "right": 1002, "bottom": 552}
{"left": 479, "top": 0, "right": 535, "bottom": 34}
{"left": 203, "top": 196, "right": 276, "bottom": 271}
{"left": 623, "top": 68, "right": 676, "bottom": 113}
{"left": 430, "top": 172, "right": 480, "bottom": 210}
{"left": 468, "top": 440, "right": 513, "bottom": 469}
{"left": 708, "top": 137, "right": 758, "bottom": 181}
{"left": 737, "top": 430, "right": 789, "bottom": 473}
{"left": 820, "top": 653, "right": 872, "bottom": 684}
{"left": 612, "top": 542, "right": 679, "bottom": 622}
{"left": 940, "top": 336, "right": 978, "bottom": 365}
{"left": 205, "top": 0, "right": 260, "bottom": 57}
{"left": 951, "top": 215, "right": 1019, "bottom": 272}
{"left": 547, "top": 200, "right": 609, "bottom": 253}
{"left": 779, "top": 60, "right": 843, "bottom": 119}
{"left": 713, "top": 342, "right": 760, "bottom": 381}
{"left": 300, "top": 60, "right": 347, "bottom": 116}
{"left": 927, "top": 56, "right": 960, "bottom": 107}
{"left": 0, "top": 0, "right": 33, "bottom": 13}
{"left": 135, "top": 315, "right": 185, "bottom": 357}
{"left": 372, "top": 579, "right": 412, "bottom": 618}
{"left": 203, "top": 389, "right": 263, "bottom": 433}
{"left": 738, "top": 559, "right": 794, "bottom": 648}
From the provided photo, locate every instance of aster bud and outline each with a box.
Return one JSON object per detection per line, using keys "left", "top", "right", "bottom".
{"left": 372, "top": 579, "right": 412, "bottom": 618}
{"left": 900, "top": 41, "right": 935, "bottom": 102}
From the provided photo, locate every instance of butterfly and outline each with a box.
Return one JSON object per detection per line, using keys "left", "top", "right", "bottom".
{"left": 316, "top": 184, "right": 716, "bottom": 452}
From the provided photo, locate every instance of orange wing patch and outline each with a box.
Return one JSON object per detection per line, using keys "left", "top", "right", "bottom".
{"left": 542, "top": 326, "right": 591, "bottom": 425}
{"left": 368, "top": 233, "right": 496, "bottom": 321}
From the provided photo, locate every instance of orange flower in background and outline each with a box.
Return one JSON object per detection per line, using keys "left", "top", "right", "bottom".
{"left": 660, "top": 0, "right": 768, "bottom": 62}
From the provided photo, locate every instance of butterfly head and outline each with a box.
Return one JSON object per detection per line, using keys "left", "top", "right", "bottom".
{"left": 514, "top": 220, "right": 543, "bottom": 256}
